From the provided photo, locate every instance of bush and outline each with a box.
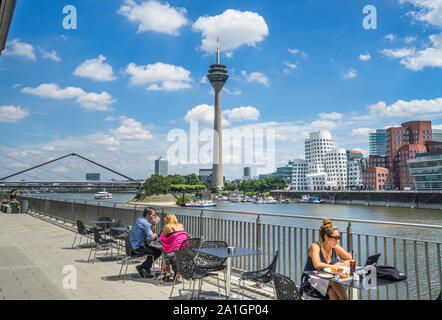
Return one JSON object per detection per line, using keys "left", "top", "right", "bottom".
{"left": 176, "top": 196, "right": 191, "bottom": 205}
{"left": 10, "top": 202, "right": 20, "bottom": 207}
{"left": 1, "top": 199, "right": 9, "bottom": 204}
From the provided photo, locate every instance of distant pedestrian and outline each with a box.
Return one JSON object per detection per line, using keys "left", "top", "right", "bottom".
{"left": 10, "top": 189, "right": 18, "bottom": 203}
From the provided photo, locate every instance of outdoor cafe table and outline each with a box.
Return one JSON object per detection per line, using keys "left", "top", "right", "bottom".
{"left": 110, "top": 227, "right": 129, "bottom": 232}
{"left": 306, "top": 269, "right": 407, "bottom": 300}
{"left": 195, "top": 247, "right": 262, "bottom": 300}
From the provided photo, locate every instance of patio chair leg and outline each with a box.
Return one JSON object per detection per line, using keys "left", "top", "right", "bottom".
{"left": 119, "top": 257, "right": 125, "bottom": 277}
{"left": 87, "top": 246, "right": 93, "bottom": 262}
{"left": 71, "top": 233, "right": 78, "bottom": 249}
{"left": 188, "top": 280, "right": 193, "bottom": 300}
{"left": 123, "top": 259, "right": 129, "bottom": 283}
{"left": 217, "top": 275, "right": 221, "bottom": 300}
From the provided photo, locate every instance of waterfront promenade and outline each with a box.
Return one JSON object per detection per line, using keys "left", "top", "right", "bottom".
{"left": 0, "top": 213, "right": 269, "bottom": 300}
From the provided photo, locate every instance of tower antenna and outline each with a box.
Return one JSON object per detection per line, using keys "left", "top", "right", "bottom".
{"left": 217, "top": 37, "right": 220, "bottom": 64}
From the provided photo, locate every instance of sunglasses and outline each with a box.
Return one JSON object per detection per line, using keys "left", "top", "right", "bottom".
{"left": 328, "top": 235, "right": 341, "bottom": 241}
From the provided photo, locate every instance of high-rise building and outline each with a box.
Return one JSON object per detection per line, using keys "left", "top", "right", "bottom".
{"left": 408, "top": 151, "right": 442, "bottom": 191}
{"left": 243, "top": 167, "right": 251, "bottom": 179}
{"left": 154, "top": 157, "right": 168, "bottom": 176}
{"left": 198, "top": 168, "right": 213, "bottom": 183}
{"left": 290, "top": 160, "right": 308, "bottom": 190}
{"left": 346, "top": 150, "right": 363, "bottom": 189}
{"left": 207, "top": 38, "right": 228, "bottom": 188}
{"left": 369, "top": 129, "right": 387, "bottom": 156}
{"left": 365, "top": 120, "right": 432, "bottom": 190}
{"left": 305, "top": 131, "right": 347, "bottom": 190}
{"left": 432, "top": 128, "right": 442, "bottom": 142}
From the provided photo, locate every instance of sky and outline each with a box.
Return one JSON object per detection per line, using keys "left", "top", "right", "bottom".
{"left": 1, "top": 0, "right": 442, "bottom": 181}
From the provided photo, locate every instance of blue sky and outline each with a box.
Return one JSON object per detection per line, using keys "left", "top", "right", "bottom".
{"left": 1, "top": 0, "right": 442, "bottom": 181}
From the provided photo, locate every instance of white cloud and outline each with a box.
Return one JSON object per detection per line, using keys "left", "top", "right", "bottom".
{"left": 223, "top": 106, "right": 260, "bottom": 122}
{"left": 21, "top": 83, "right": 85, "bottom": 100}
{"left": 199, "top": 76, "right": 208, "bottom": 84}
{"left": 283, "top": 60, "right": 298, "bottom": 75}
{"left": 73, "top": 55, "right": 116, "bottom": 81}
{"left": 21, "top": 83, "right": 116, "bottom": 111}
{"left": 76, "top": 92, "right": 116, "bottom": 111}
{"left": 380, "top": 47, "right": 416, "bottom": 58}
{"left": 118, "top": 0, "right": 188, "bottom": 35}
{"left": 241, "top": 71, "right": 270, "bottom": 87}
{"left": 184, "top": 104, "right": 219, "bottom": 126}
{"left": 342, "top": 68, "right": 357, "bottom": 79}
{"left": 223, "top": 88, "right": 242, "bottom": 96}
{"left": 356, "top": 97, "right": 442, "bottom": 119}
{"left": 192, "top": 9, "right": 269, "bottom": 53}
{"left": 351, "top": 128, "right": 375, "bottom": 137}
{"left": 319, "top": 112, "right": 343, "bottom": 121}
{"left": 110, "top": 117, "right": 153, "bottom": 140}
{"left": 404, "top": 36, "right": 417, "bottom": 43}
{"left": 381, "top": 1, "right": 442, "bottom": 71}
{"left": 40, "top": 49, "right": 61, "bottom": 62}
{"left": 288, "top": 48, "right": 308, "bottom": 57}
{"left": 359, "top": 53, "right": 371, "bottom": 61}
{"left": 125, "top": 62, "right": 192, "bottom": 91}
{"left": 385, "top": 33, "right": 397, "bottom": 42}
{"left": 0, "top": 105, "right": 29, "bottom": 123}
{"left": 3, "top": 39, "right": 37, "bottom": 60}
{"left": 12, "top": 84, "right": 22, "bottom": 89}
{"left": 184, "top": 105, "right": 260, "bottom": 126}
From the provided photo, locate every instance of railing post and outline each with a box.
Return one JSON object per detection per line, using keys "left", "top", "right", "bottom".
{"left": 199, "top": 210, "right": 205, "bottom": 242}
{"left": 133, "top": 204, "right": 138, "bottom": 225}
{"left": 256, "top": 215, "right": 262, "bottom": 271}
{"left": 347, "top": 222, "right": 353, "bottom": 253}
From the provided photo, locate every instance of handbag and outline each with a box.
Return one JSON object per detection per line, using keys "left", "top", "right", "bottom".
{"left": 375, "top": 265, "right": 407, "bottom": 281}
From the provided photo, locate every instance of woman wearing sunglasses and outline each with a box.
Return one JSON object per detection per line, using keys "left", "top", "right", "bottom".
{"left": 299, "top": 218, "right": 353, "bottom": 300}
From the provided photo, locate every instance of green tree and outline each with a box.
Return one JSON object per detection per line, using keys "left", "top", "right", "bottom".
{"left": 186, "top": 173, "right": 200, "bottom": 185}
{"left": 142, "top": 174, "right": 171, "bottom": 195}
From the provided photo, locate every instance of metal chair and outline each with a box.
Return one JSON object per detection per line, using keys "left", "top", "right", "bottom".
{"left": 238, "top": 250, "right": 279, "bottom": 299}
{"left": 159, "top": 237, "right": 201, "bottom": 281}
{"left": 87, "top": 228, "right": 116, "bottom": 263}
{"left": 169, "top": 249, "right": 221, "bottom": 300}
{"left": 119, "top": 237, "right": 148, "bottom": 283}
{"left": 71, "top": 220, "right": 93, "bottom": 249}
{"left": 273, "top": 273, "right": 303, "bottom": 300}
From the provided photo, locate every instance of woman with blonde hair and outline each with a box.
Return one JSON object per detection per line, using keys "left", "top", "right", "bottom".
{"left": 299, "top": 218, "right": 352, "bottom": 300}
{"left": 160, "top": 214, "right": 188, "bottom": 281}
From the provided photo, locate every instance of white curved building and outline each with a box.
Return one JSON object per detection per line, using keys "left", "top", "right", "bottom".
{"left": 305, "top": 131, "right": 348, "bottom": 190}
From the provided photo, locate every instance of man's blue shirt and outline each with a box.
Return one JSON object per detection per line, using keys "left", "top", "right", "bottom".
{"left": 130, "top": 216, "right": 154, "bottom": 250}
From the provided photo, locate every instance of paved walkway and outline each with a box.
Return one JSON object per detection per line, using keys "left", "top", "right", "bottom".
{"left": 0, "top": 212, "right": 271, "bottom": 300}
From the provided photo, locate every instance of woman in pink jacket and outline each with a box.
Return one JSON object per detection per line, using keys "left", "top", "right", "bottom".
{"left": 160, "top": 214, "right": 188, "bottom": 281}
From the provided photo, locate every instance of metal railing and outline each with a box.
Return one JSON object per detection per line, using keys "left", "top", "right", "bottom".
{"left": 17, "top": 195, "right": 442, "bottom": 300}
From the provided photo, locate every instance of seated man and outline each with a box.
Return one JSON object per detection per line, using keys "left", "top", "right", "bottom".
{"left": 129, "top": 207, "right": 162, "bottom": 278}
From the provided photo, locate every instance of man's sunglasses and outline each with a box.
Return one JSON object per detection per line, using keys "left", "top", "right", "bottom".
{"left": 328, "top": 235, "right": 341, "bottom": 241}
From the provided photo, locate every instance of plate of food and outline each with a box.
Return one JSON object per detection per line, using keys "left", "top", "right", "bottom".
{"left": 317, "top": 272, "right": 334, "bottom": 279}
{"left": 324, "top": 266, "right": 350, "bottom": 274}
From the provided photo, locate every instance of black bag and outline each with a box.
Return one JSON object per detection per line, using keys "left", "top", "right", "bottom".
{"left": 375, "top": 265, "right": 407, "bottom": 281}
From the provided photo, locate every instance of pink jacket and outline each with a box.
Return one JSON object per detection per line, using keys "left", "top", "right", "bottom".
{"left": 160, "top": 231, "right": 188, "bottom": 253}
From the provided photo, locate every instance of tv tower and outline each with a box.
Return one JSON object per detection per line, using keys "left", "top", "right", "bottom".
{"left": 207, "top": 37, "right": 229, "bottom": 188}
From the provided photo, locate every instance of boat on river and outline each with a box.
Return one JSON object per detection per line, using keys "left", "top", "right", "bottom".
{"left": 94, "top": 191, "right": 112, "bottom": 199}
{"left": 299, "top": 195, "right": 323, "bottom": 204}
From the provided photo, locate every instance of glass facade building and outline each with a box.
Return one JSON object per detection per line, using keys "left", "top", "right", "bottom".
{"left": 432, "top": 129, "right": 442, "bottom": 142}
{"left": 154, "top": 158, "right": 168, "bottom": 176}
{"left": 369, "top": 129, "right": 387, "bottom": 156}
{"left": 408, "top": 151, "right": 442, "bottom": 191}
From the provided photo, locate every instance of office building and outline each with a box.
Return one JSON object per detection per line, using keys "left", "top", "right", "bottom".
{"left": 290, "top": 160, "right": 308, "bottom": 190}
{"left": 369, "top": 129, "right": 387, "bottom": 156}
{"left": 154, "top": 157, "right": 168, "bottom": 176}
{"left": 432, "top": 128, "right": 442, "bottom": 142}
{"left": 243, "top": 167, "right": 251, "bottom": 179}
{"left": 198, "top": 168, "right": 213, "bottom": 183}
{"left": 408, "top": 151, "right": 442, "bottom": 191}
{"left": 346, "top": 150, "right": 363, "bottom": 189}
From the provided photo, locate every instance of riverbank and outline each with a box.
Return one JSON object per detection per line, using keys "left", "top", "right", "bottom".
{"left": 271, "top": 190, "right": 442, "bottom": 210}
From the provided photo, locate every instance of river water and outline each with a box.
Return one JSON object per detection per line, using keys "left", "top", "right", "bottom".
{"left": 27, "top": 193, "right": 441, "bottom": 242}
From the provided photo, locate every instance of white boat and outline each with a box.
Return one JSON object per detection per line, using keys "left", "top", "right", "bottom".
{"left": 184, "top": 200, "right": 216, "bottom": 207}
{"left": 94, "top": 191, "right": 112, "bottom": 199}
{"left": 299, "top": 195, "right": 323, "bottom": 204}
{"left": 266, "top": 196, "right": 278, "bottom": 204}
{"left": 230, "top": 196, "right": 242, "bottom": 203}
{"left": 253, "top": 198, "right": 266, "bottom": 204}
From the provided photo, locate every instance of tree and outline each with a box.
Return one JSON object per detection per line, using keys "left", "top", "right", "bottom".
{"left": 186, "top": 173, "right": 200, "bottom": 185}
{"left": 142, "top": 174, "right": 170, "bottom": 195}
